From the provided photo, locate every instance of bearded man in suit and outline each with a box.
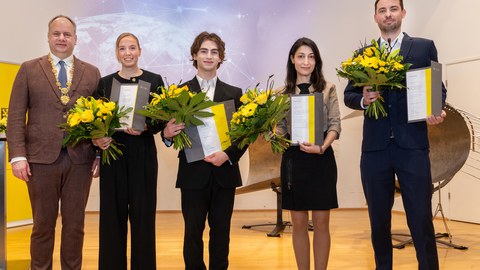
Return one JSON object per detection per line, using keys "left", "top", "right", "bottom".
{"left": 163, "top": 31, "right": 246, "bottom": 270}
{"left": 344, "top": 1, "right": 447, "bottom": 269}
{"left": 7, "top": 15, "right": 101, "bottom": 270}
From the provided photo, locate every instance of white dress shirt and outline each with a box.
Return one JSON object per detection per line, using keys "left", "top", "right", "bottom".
{"left": 50, "top": 53, "right": 74, "bottom": 82}
{"left": 196, "top": 75, "right": 217, "bottom": 101}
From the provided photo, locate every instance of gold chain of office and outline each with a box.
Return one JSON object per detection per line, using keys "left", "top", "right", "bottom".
{"left": 47, "top": 53, "right": 74, "bottom": 105}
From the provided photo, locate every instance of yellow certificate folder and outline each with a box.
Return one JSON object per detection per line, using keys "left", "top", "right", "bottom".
{"left": 406, "top": 61, "right": 443, "bottom": 123}
{"left": 288, "top": 93, "right": 324, "bottom": 146}
{"left": 184, "top": 99, "right": 234, "bottom": 163}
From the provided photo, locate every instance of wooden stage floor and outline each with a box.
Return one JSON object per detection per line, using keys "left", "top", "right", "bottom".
{"left": 5, "top": 209, "right": 480, "bottom": 269}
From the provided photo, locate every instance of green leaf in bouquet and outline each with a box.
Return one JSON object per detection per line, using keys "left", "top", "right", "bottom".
{"left": 248, "top": 133, "right": 259, "bottom": 143}
{"left": 365, "top": 67, "right": 378, "bottom": 81}
{"left": 237, "top": 139, "right": 249, "bottom": 151}
{"left": 192, "top": 111, "right": 215, "bottom": 118}
{"left": 166, "top": 99, "right": 182, "bottom": 111}
{"left": 102, "top": 141, "right": 124, "bottom": 165}
{"left": 275, "top": 103, "right": 289, "bottom": 117}
{"left": 184, "top": 114, "right": 204, "bottom": 127}
{"left": 172, "top": 130, "right": 192, "bottom": 150}
{"left": 108, "top": 117, "right": 119, "bottom": 129}
{"left": 256, "top": 107, "right": 267, "bottom": 116}
{"left": 387, "top": 49, "right": 400, "bottom": 60}
{"left": 375, "top": 74, "right": 388, "bottom": 85}
{"left": 92, "top": 120, "right": 108, "bottom": 137}
{"left": 104, "top": 114, "right": 115, "bottom": 130}
{"left": 365, "top": 99, "right": 388, "bottom": 119}
{"left": 390, "top": 83, "right": 405, "bottom": 89}
{"left": 336, "top": 69, "right": 351, "bottom": 79}
{"left": 91, "top": 129, "right": 106, "bottom": 139}
{"left": 260, "top": 121, "right": 271, "bottom": 131}
{"left": 268, "top": 97, "right": 284, "bottom": 114}
{"left": 191, "top": 100, "right": 216, "bottom": 111}
{"left": 352, "top": 82, "right": 372, "bottom": 87}
{"left": 189, "top": 91, "right": 208, "bottom": 107}
{"left": 135, "top": 108, "right": 150, "bottom": 118}
{"left": 118, "top": 106, "right": 133, "bottom": 117}
{"left": 249, "top": 117, "right": 260, "bottom": 127}
{"left": 62, "top": 133, "right": 75, "bottom": 147}
{"left": 351, "top": 70, "right": 371, "bottom": 82}
{"left": 177, "top": 91, "right": 191, "bottom": 106}
{"left": 263, "top": 131, "right": 271, "bottom": 142}
{"left": 138, "top": 108, "right": 171, "bottom": 122}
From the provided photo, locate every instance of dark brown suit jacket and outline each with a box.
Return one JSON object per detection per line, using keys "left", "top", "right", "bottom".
{"left": 7, "top": 55, "right": 101, "bottom": 164}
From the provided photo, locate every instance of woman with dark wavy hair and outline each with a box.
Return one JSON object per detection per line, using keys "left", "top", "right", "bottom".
{"left": 279, "top": 37, "right": 341, "bottom": 270}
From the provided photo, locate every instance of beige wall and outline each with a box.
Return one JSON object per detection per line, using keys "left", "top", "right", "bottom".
{"left": 2, "top": 1, "right": 479, "bottom": 216}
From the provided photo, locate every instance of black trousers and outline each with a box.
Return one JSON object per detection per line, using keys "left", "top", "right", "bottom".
{"left": 181, "top": 179, "right": 236, "bottom": 270}
{"left": 98, "top": 134, "right": 158, "bottom": 270}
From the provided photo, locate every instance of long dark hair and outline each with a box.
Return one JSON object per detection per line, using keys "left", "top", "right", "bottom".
{"left": 284, "top": 37, "right": 326, "bottom": 94}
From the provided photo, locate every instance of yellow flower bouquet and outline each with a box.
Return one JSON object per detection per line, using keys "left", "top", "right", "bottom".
{"left": 228, "top": 77, "right": 291, "bottom": 153}
{"left": 137, "top": 84, "right": 216, "bottom": 150}
{"left": 337, "top": 39, "right": 411, "bottom": 119}
{"left": 0, "top": 116, "right": 6, "bottom": 134}
{"left": 59, "top": 96, "right": 132, "bottom": 165}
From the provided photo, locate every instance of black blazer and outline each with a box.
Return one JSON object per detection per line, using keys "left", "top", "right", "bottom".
{"left": 344, "top": 33, "right": 447, "bottom": 152}
{"left": 173, "top": 77, "right": 246, "bottom": 189}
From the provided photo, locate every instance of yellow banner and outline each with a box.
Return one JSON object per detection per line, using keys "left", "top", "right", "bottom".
{"left": 0, "top": 61, "right": 33, "bottom": 225}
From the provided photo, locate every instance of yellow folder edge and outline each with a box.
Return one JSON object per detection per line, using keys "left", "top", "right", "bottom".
{"left": 308, "top": 95, "right": 315, "bottom": 143}
{"left": 425, "top": 68, "right": 432, "bottom": 115}
{"left": 211, "top": 104, "right": 231, "bottom": 150}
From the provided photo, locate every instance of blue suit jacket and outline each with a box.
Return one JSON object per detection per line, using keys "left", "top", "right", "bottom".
{"left": 344, "top": 33, "right": 447, "bottom": 152}
{"left": 174, "top": 77, "right": 246, "bottom": 189}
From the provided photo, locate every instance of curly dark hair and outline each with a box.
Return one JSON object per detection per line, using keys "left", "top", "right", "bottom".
{"left": 190, "top": 31, "right": 225, "bottom": 69}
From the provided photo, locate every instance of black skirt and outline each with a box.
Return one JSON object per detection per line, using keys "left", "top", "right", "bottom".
{"left": 281, "top": 145, "right": 338, "bottom": 210}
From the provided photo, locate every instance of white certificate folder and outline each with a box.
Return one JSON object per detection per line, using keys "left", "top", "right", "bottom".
{"left": 184, "top": 99, "right": 235, "bottom": 163}
{"left": 110, "top": 78, "right": 151, "bottom": 131}
{"left": 406, "top": 61, "right": 443, "bottom": 123}
{"left": 288, "top": 93, "right": 324, "bottom": 146}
